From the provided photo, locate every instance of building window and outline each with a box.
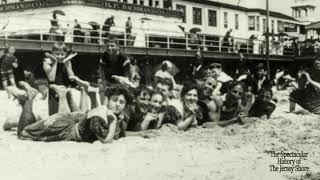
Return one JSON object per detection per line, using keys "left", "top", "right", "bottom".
{"left": 235, "top": 14, "right": 239, "bottom": 30}
{"left": 271, "top": 20, "right": 275, "bottom": 32}
{"left": 256, "top": 16, "right": 260, "bottom": 31}
{"left": 224, "top": 12, "right": 228, "bottom": 28}
{"left": 123, "top": 0, "right": 127, "bottom": 3}
{"left": 155, "top": 0, "right": 159, "bottom": 7}
{"left": 263, "top": 18, "right": 266, "bottom": 32}
{"left": 208, "top": 9, "right": 217, "bottom": 27}
{"left": 193, "top": 7, "right": 202, "bottom": 25}
{"left": 140, "top": 0, "right": 144, "bottom": 5}
{"left": 1, "top": 0, "right": 7, "bottom": 4}
{"left": 149, "top": 0, "right": 153, "bottom": 6}
{"left": 133, "top": 0, "right": 138, "bottom": 4}
{"left": 248, "top": 16, "right": 255, "bottom": 31}
{"left": 176, "top": 4, "right": 186, "bottom": 23}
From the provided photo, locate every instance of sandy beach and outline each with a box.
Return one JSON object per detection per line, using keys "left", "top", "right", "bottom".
{"left": 0, "top": 90, "right": 319, "bottom": 180}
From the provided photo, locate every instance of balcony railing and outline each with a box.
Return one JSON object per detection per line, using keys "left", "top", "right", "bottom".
{"left": 0, "top": 19, "right": 295, "bottom": 56}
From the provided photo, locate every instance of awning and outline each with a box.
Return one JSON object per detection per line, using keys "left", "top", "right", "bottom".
{"left": 306, "top": 21, "right": 320, "bottom": 30}
{"left": 132, "top": 19, "right": 184, "bottom": 37}
{"left": 0, "top": 6, "right": 184, "bottom": 37}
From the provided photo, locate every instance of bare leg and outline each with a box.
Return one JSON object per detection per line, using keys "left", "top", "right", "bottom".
{"left": 6, "top": 86, "right": 27, "bottom": 98}
{"left": 17, "top": 90, "right": 38, "bottom": 137}
{"left": 9, "top": 77, "right": 16, "bottom": 87}
{"left": 289, "top": 100, "right": 296, "bottom": 113}
{"left": 49, "top": 85, "right": 70, "bottom": 114}
{"left": 69, "top": 76, "right": 90, "bottom": 112}
{"left": 88, "top": 87, "right": 101, "bottom": 108}
{"left": 2, "top": 80, "right": 11, "bottom": 98}
{"left": 67, "top": 89, "right": 81, "bottom": 112}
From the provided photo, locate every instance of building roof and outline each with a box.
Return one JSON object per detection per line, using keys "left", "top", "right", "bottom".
{"left": 181, "top": 0, "right": 299, "bottom": 22}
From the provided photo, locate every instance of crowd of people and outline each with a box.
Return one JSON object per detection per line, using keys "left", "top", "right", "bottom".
{"left": 1, "top": 37, "right": 320, "bottom": 144}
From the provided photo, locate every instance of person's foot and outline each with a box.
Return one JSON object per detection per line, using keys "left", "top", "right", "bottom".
{"left": 3, "top": 119, "right": 18, "bottom": 131}
{"left": 49, "top": 84, "right": 68, "bottom": 97}
{"left": 69, "top": 76, "right": 90, "bottom": 90}
{"left": 88, "top": 86, "right": 100, "bottom": 94}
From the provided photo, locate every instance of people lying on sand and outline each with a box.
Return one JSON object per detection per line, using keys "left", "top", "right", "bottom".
{"left": 208, "top": 63, "right": 233, "bottom": 95}
{"left": 248, "top": 88, "right": 276, "bottom": 119}
{"left": 203, "top": 81, "right": 246, "bottom": 128}
{"left": 137, "top": 91, "right": 166, "bottom": 131}
{"left": 173, "top": 82, "right": 203, "bottom": 131}
{"left": 275, "top": 68, "right": 296, "bottom": 90}
{"left": 290, "top": 57, "right": 320, "bottom": 114}
{"left": 3, "top": 79, "right": 49, "bottom": 131}
{"left": 18, "top": 77, "right": 132, "bottom": 143}
{"left": 127, "top": 86, "right": 152, "bottom": 131}
{"left": 239, "top": 63, "right": 274, "bottom": 95}
{"left": 197, "top": 77, "right": 220, "bottom": 125}
{"left": 43, "top": 42, "right": 76, "bottom": 115}
{"left": 153, "top": 77, "right": 174, "bottom": 102}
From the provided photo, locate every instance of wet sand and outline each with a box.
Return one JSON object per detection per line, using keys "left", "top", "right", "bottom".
{"left": 0, "top": 90, "right": 319, "bottom": 180}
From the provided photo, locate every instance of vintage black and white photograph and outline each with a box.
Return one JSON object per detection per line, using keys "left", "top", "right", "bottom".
{"left": 0, "top": 0, "right": 319, "bottom": 179}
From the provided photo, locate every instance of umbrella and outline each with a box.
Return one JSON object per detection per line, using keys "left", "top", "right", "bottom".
{"left": 52, "top": 10, "right": 66, "bottom": 16}
{"left": 189, "top": 28, "right": 201, "bottom": 33}
{"left": 178, "top": 25, "right": 185, "bottom": 33}
{"left": 289, "top": 37, "right": 299, "bottom": 40}
{"left": 88, "top": 21, "right": 100, "bottom": 29}
{"left": 140, "top": 17, "right": 151, "bottom": 21}
{"left": 278, "top": 32, "right": 288, "bottom": 37}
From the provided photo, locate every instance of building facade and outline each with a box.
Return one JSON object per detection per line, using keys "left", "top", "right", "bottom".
{"left": 173, "top": 0, "right": 305, "bottom": 40}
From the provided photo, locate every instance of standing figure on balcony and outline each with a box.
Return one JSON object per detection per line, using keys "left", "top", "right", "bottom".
{"left": 134, "top": 19, "right": 147, "bottom": 48}
{"left": 103, "top": 15, "right": 115, "bottom": 43}
{"left": 73, "top": 19, "right": 83, "bottom": 43}
{"left": 64, "top": 24, "right": 73, "bottom": 43}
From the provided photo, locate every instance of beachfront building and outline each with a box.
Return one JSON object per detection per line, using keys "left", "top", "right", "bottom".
{"left": 173, "top": 0, "right": 305, "bottom": 40}
{"left": 0, "top": 0, "right": 311, "bottom": 61}
{"left": 292, "top": 0, "right": 320, "bottom": 39}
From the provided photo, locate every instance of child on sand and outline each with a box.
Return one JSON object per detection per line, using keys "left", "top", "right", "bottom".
{"left": 18, "top": 77, "right": 132, "bottom": 143}
{"left": 248, "top": 88, "right": 276, "bottom": 119}
{"left": 43, "top": 42, "right": 77, "bottom": 115}
{"left": 1, "top": 46, "right": 19, "bottom": 98}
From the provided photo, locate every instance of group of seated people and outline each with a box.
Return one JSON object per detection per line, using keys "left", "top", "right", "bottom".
{"left": 3, "top": 37, "right": 320, "bottom": 144}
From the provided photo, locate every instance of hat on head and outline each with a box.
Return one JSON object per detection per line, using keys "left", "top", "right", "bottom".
{"left": 209, "top": 62, "right": 222, "bottom": 69}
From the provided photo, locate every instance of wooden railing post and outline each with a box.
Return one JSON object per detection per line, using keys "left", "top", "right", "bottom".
{"left": 186, "top": 34, "right": 188, "bottom": 50}
{"left": 219, "top": 37, "right": 222, "bottom": 52}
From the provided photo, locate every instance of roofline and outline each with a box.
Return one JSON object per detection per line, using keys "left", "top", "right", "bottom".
{"left": 179, "top": 0, "right": 299, "bottom": 22}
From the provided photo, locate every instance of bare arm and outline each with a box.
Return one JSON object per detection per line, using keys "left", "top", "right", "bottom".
{"left": 43, "top": 59, "right": 57, "bottom": 82}
{"left": 64, "top": 61, "right": 75, "bottom": 78}
{"left": 213, "top": 82, "right": 222, "bottom": 95}
{"left": 177, "top": 114, "right": 196, "bottom": 131}
{"left": 304, "top": 72, "right": 320, "bottom": 91}
{"left": 140, "top": 113, "right": 158, "bottom": 131}
{"left": 98, "top": 116, "right": 117, "bottom": 144}
{"left": 12, "top": 58, "right": 18, "bottom": 68}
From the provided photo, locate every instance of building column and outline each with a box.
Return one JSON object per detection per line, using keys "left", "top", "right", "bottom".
{"left": 305, "top": 8, "right": 308, "bottom": 17}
